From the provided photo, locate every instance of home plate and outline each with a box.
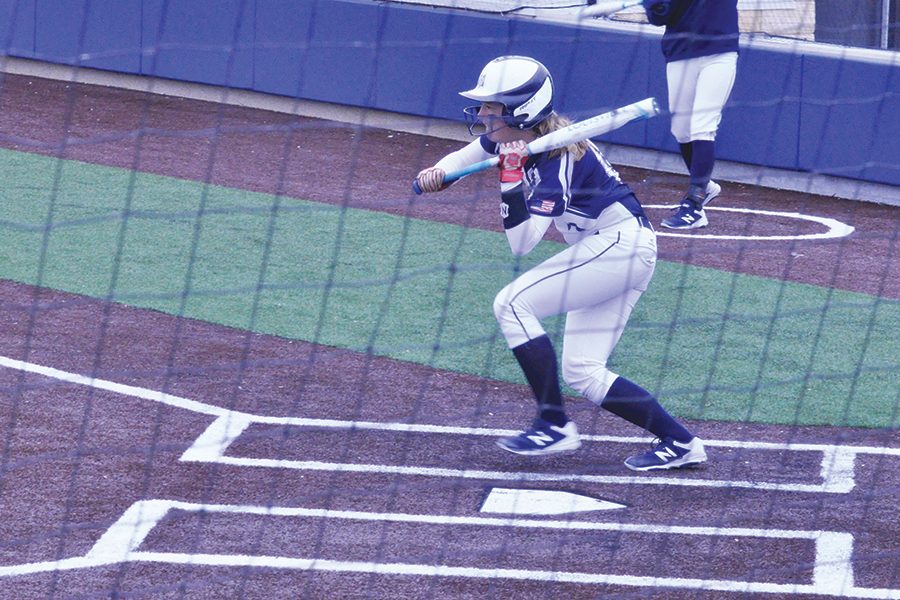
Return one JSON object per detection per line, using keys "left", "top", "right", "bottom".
{"left": 480, "top": 487, "right": 626, "bottom": 515}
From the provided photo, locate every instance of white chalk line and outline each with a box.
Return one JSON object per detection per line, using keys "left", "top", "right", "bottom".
{"left": 3, "top": 355, "right": 898, "bottom": 498}
{"left": 181, "top": 412, "right": 860, "bottom": 493}
{"left": 2, "top": 355, "right": 898, "bottom": 597}
{"left": 647, "top": 205, "right": 856, "bottom": 240}
{"left": 2, "top": 500, "right": 898, "bottom": 599}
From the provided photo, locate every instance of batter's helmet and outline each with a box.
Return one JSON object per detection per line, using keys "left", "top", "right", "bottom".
{"left": 460, "top": 56, "right": 554, "bottom": 133}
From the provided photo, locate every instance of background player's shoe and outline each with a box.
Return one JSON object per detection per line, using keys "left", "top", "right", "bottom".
{"left": 701, "top": 180, "right": 721, "bottom": 206}
{"left": 496, "top": 419, "right": 581, "bottom": 455}
{"left": 660, "top": 200, "right": 708, "bottom": 229}
{"left": 624, "top": 437, "right": 707, "bottom": 471}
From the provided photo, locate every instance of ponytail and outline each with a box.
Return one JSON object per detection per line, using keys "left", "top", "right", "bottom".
{"left": 533, "top": 112, "right": 589, "bottom": 160}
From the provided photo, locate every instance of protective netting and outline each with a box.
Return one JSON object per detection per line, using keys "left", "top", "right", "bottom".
{"left": 391, "top": 0, "right": 900, "bottom": 48}
{"left": 0, "top": 1, "right": 897, "bottom": 599}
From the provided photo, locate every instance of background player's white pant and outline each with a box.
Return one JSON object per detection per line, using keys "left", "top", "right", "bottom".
{"left": 493, "top": 222, "right": 656, "bottom": 403}
{"left": 667, "top": 52, "right": 738, "bottom": 143}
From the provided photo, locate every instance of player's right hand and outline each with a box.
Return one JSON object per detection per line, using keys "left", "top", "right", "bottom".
{"left": 415, "top": 167, "right": 446, "bottom": 193}
{"left": 498, "top": 140, "right": 528, "bottom": 184}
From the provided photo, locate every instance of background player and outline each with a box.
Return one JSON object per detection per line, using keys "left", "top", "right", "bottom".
{"left": 415, "top": 56, "right": 706, "bottom": 471}
{"left": 644, "top": 0, "right": 739, "bottom": 229}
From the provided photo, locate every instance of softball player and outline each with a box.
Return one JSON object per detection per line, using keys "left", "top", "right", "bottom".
{"left": 645, "top": 0, "right": 739, "bottom": 229}
{"left": 415, "top": 56, "right": 706, "bottom": 471}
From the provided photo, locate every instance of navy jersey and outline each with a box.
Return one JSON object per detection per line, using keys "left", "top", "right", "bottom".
{"left": 482, "top": 136, "right": 646, "bottom": 241}
{"left": 646, "top": 0, "right": 739, "bottom": 63}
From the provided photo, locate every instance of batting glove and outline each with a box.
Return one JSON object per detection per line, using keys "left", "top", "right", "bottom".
{"left": 498, "top": 141, "right": 528, "bottom": 184}
{"left": 416, "top": 167, "right": 446, "bottom": 193}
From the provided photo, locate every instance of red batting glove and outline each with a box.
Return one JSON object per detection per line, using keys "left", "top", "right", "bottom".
{"left": 498, "top": 140, "right": 528, "bottom": 184}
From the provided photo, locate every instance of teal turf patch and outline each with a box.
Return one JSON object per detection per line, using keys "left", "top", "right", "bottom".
{"left": 1, "top": 149, "right": 897, "bottom": 428}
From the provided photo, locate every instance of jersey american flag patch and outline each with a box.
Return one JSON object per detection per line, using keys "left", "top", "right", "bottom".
{"left": 531, "top": 199, "right": 556, "bottom": 214}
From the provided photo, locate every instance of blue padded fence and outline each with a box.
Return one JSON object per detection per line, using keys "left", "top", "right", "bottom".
{"left": 1, "top": 0, "right": 897, "bottom": 186}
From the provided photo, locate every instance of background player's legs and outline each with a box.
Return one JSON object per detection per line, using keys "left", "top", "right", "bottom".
{"left": 662, "top": 59, "right": 710, "bottom": 229}
{"left": 670, "top": 61, "right": 696, "bottom": 174}
{"left": 661, "top": 53, "right": 737, "bottom": 229}
{"left": 686, "top": 52, "right": 738, "bottom": 201}
{"left": 678, "top": 141, "right": 693, "bottom": 172}
{"left": 667, "top": 59, "right": 696, "bottom": 149}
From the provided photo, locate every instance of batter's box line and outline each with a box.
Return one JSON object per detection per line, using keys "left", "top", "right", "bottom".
{"left": 2, "top": 498, "right": 899, "bottom": 600}
{"left": 181, "top": 413, "right": 874, "bottom": 493}
{"left": 3, "top": 355, "right": 898, "bottom": 494}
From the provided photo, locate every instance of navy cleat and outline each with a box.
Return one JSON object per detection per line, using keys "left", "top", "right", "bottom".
{"left": 624, "top": 437, "right": 707, "bottom": 471}
{"left": 660, "top": 181, "right": 720, "bottom": 229}
{"left": 496, "top": 419, "right": 581, "bottom": 455}
{"left": 660, "top": 199, "right": 708, "bottom": 230}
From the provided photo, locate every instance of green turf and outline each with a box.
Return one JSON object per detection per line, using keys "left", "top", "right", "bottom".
{"left": 1, "top": 148, "right": 897, "bottom": 428}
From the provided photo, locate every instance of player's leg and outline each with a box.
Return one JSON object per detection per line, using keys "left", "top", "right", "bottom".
{"left": 685, "top": 51, "right": 738, "bottom": 208}
{"left": 494, "top": 225, "right": 656, "bottom": 353}
{"left": 667, "top": 58, "right": 696, "bottom": 150}
{"left": 661, "top": 58, "right": 710, "bottom": 230}
{"left": 561, "top": 292, "right": 707, "bottom": 471}
{"left": 557, "top": 229, "right": 705, "bottom": 470}
{"left": 559, "top": 288, "right": 640, "bottom": 405}
{"left": 493, "top": 227, "right": 651, "bottom": 455}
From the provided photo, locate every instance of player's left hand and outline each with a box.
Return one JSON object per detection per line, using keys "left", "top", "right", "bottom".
{"left": 498, "top": 140, "right": 528, "bottom": 184}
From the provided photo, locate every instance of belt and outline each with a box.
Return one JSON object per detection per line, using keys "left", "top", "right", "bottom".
{"left": 591, "top": 215, "right": 654, "bottom": 236}
{"left": 636, "top": 215, "right": 653, "bottom": 230}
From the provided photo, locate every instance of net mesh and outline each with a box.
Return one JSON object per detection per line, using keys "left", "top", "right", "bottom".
{"left": 0, "top": 1, "right": 897, "bottom": 599}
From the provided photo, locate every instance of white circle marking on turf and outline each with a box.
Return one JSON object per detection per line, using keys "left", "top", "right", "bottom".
{"left": 645, "top": 205, "right": 855, "bottom": 241}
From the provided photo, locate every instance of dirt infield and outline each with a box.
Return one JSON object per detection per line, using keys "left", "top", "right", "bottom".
{"left": 0, "top": 74, "right": 898, "bottom": 599}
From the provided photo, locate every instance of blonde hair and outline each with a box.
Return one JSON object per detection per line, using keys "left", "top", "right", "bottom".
{"left": 533, "top": 112, "right": 589, "bottom": 160}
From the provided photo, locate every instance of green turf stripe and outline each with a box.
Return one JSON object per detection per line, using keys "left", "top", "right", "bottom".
{"left": 1, "top": 149, "right": 897, "bottom": 428}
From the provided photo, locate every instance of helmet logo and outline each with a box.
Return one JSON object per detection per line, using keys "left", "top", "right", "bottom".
{"left": 513, "top": 77, "right": 552, "bottom": 123}
{"left": 458, "top": 56, "right": 553, "bottom": 131}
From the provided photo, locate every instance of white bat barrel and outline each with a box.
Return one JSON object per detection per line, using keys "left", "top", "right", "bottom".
{"left": 526, "top": 97, "right": 660, "bottom": 156}
{"left": 412, "top": 97, "right": 660, "bottom": 195}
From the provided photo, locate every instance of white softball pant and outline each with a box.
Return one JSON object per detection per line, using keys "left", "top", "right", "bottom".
{"left": 667, "top": 52, "right": 738, "bottom": 143}
{"left": 493, "top": 219, "right": 657, "bottom": 404}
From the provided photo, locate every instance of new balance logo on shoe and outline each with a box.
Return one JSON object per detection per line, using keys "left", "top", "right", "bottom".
{"left": 661, "top": 203, "right": 708, "bottom": 230}
{"left": 654, "top": 446, "right": 679, "bottom": 461}
{"left": 526, "top": 431, "right": 555, "bottom": 446}
{"left": 496, "top": 420, "right": 581, "bottom": 456}
{"left": 625, "top": 437, "right": 708, "bottom": 471}
{"left": 660, "top": 183, "right": 719, "bottom": 230}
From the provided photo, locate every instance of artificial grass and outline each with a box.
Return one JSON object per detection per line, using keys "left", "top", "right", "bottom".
{"left": 1, "top": 148, "right": 897, "bottom": 428}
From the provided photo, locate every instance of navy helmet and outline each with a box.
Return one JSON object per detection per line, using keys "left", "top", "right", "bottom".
{"left": 460, "top": 56, "right": 554, "bottom": 134}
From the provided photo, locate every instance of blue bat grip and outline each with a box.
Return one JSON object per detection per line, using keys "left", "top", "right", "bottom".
{"left": 412, "top": 157, "right": 500, "bottom": 195}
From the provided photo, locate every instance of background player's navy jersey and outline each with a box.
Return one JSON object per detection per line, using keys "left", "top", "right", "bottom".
{"left": 481, "top": 135, "right": 646, "bottom": 240}
{"left": 647, "top": 0, "right": 739, "bottom": 62}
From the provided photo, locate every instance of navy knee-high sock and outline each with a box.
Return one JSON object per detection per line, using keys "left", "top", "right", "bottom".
{"left": 679, "top": 142, "right": 693, "bottom": 172}
{"left": 600, "top": 376, "right": 692, "bottom": 442}
{"left": 688, "top": 140, "right": 715, "bottom": 190}
{"left": 511, "top": 335, "right": 567, "bottom": 427}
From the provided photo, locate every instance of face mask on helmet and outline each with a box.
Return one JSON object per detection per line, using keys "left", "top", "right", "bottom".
{"left": 459, "top": 56, "right": 554, "bottom": 136}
